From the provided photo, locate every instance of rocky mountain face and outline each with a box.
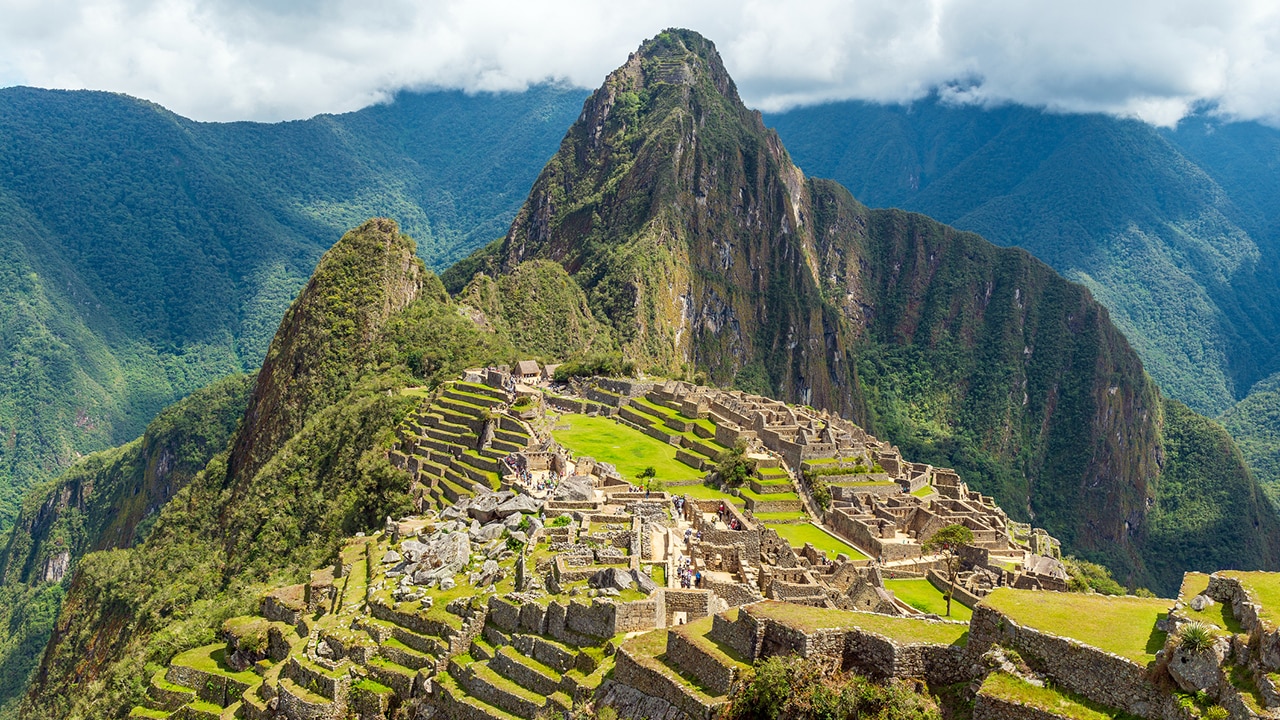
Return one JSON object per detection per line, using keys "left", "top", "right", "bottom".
{"left": 451, "top": 29, "right": 1280, "bottom": 590}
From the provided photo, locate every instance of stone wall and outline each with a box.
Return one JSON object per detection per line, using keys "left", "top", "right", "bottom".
{"left": 613, "top": 644, "right": 723, "bottom": 720}
{"left": 968, "top": 605, "right": 1188, "bottom": 720}
{"left": 973, "top": 692, "right": 1075, "bottom": 720}
{"left": 664, "top": 589, "right": 714, "bottom": 625}
{"left": 665, "top": 628, "right": 740, "bottom": 696}
{"left": 709, "top": 612, "right": 757, "bottom": 661}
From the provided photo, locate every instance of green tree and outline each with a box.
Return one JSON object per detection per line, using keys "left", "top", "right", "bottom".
{"left": 922, "top": 524, "right": 974, "bottom": 617}
{"left": 639, "top": 466, "right": 656, "bottom": 492}
{"left": 715, "top": 442, "right": 755, "bottom": 489}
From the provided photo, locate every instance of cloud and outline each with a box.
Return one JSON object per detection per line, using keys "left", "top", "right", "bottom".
{"left": 2, "top": 0, "right": 1279, "bottom": 126}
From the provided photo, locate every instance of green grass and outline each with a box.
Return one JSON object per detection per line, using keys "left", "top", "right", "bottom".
{"left": 1220, "top": 572, "right": 1280, "bottom": 628}
{"left": 979, "top": 672, "right": 1138, "bottom": 720}
{"left": 649, "top": 565, "right": 666, "bottom": 586}
{"left": 982, "top": 587, "right": 1169, "bottom": 664}
{"left": 632, "top": 397, "right": 717, "bottom": 434}
{"left": 552, "top": 414, "right": 702, "bottom": 482}
{"left": 910, "top": 485, "right": 936, "bottom": 497}
{"left": 738, "top": 486, "right": 800, "bottom": 504}
{"left": 748, "top": 601, "right": 968, "bottom": 646}
{"left": 767, "top": 523, "right": 868, "bottom": 560}
{"left": 753, "top": 511, "right": 808, "bottom": 523}
{"left": 671, "top": 482, "right": 743, "bottom": 504}
{"left": 884, "top": 578, "right": 972, "bottom": 621}
{"left": 1178, "top": 572, "right": 1242, "bottom": 634}
{"left": 170, "top": 644, "right": 260, "bottom": 685}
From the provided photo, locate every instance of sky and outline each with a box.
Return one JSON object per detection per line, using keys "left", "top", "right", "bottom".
{"left": 2, "top": 0, "right": 1279, "bottom": 126}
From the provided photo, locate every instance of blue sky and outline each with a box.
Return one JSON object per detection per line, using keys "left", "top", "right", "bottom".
{"left": 1, "top": 0, "right": 1278, "bottom": 126}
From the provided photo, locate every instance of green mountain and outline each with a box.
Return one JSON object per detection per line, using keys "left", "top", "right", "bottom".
{"left": 765, "top": 99, "right": 1280, "bottom": 492}
{"left": 0, "top": 85, "right": 583, "bottom": 529}
{"left": 448, "top": 29, "right": 1280, "bottom": 591}
{"left": 0, "top": 373, "right": 251, "bottom": 718}
{"left": 20, "top": 219, "right": 514, "bottom": 718}
{"left": 10, "top": 29, "right": 1280, "bottom": 717}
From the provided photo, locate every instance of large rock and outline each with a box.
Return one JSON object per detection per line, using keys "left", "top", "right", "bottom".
{"left": 1190, "top": 594, "right": 1215, "bottom": 612}
{"left": 554, "top": 475, "right": 595, "bottom": 502}
{"left": 497, "top": 494, "right": 541, "bottom": 518}
{"left": 589, "top": 567, "right": 634, "bottom": 592}
{"left": 633, "top": 568, "right": 658, "bottom": 594}
{"left": 469, "top": 493, "right": 502, "bottom": 524}
{"left": 472, "top": 522, "right": 506, "bottom": 544}
{"left": 400, "top": 540, "right": 430, "bottom": 563}
{"left": 1168, "top": 640, "right": 1227, "bottom": 694}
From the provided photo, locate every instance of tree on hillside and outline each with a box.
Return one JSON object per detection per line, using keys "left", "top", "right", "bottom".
{"left": 715, "top": 441, "right": 755, "bottom": 488}
{"left": 922, "top": 524, "right": 974, "bottom": 617}
{"left": 639, "top": 466, "right": 656, "bottom": 492}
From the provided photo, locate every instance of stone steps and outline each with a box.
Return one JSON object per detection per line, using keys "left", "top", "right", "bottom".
{"left": 451, "top": 657, "right": 553, "bottom": 718}
{"left": 490, "top": 644, "right": 563, "bottom": 696}
{"left": 451, "top": 381, "right": 509, "bottom": 403}
{"left": 433, "top": 670, "right": 524, "bottom": 720}
{"left": 442, "top": 387, "right": 505, "bottom": 409}
{"left": 275, "top": 676, "right": 337, "bottom": 718}
{"left": 491, "top": 428, "right": 529, "bottom": 448}
{"left": 367, "top": 657, "right": 416, "bottom": 700}
{"left": 360, "top": 616, "right": 449, "bottom": 658}
{"left": 378, "top": 636, "right": 434, "bottom": 671}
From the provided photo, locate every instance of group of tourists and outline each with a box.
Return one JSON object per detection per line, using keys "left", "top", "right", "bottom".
{"left": 677, "top": 557, "right": 702, "bottom": 588}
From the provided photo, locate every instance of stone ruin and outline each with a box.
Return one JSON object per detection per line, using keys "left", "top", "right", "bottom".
{"left": 129, "top": 372, "right": 1092, "bottom": 720}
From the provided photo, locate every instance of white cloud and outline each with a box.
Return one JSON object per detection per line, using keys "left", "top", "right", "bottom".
{"left": 1, "top": 0, "right": 1279, "bottom": 125}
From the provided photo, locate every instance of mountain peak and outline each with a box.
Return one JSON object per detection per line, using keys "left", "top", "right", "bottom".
{"left": 618, "top": 29, "right": 740, "bottom": 102}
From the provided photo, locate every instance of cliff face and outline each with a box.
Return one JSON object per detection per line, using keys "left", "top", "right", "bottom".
{"left": 456, "top": 29, "right": 1280, "bottom": 588}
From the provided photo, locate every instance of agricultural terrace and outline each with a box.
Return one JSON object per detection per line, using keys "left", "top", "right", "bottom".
{"left": 884, "top": 578, "right": 973, "bottom": 621}
{"left": 1179, "top": 572, "right": 1242, "bottom": 634}
{"left": 768, "top": 522, "right": 869, "bottom": 561}
{"left": 982, "top": 587, "right": 1169, "bottom": 664}
{"left": 748, "top": 601, "right": 968, "bottom": 646}
{"left": 551, "top": 413, "right": 701, "bottom": 483}
{"left": 1219, "top": 571, "right": 1280, "bottom": 628}
{"left": 979, "top": 672, "right": 1131, "bottom": 720}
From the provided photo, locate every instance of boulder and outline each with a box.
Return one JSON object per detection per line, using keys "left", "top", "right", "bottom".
{"left": 400, "top": 540, "right": 430, "bottom": 563}
{"left": 1168, "top": 641, "right": 1227, "bottom": 694}
{"left": 469, "top": 493, "right": 502, "bottom": 524}
{"left": 440, "top": 577, "right": 457, "bottom": 591}
{"left": 554, "top": 475, "right": 595, "bottom": 502}
{"left": 1190, "top": 594, "right": 1215, "bottom": 612}
{"left": 633, "top": 568, "right": 658, "bottom": 594}
{"left": 589, "top": 567, "right": 634, "bottom": 592}
{"left": 471, "top": 522, "right": 506, "bottom": 544}
{"left": 497, "top": 494, "right": 541, "bottom": 518}
{"left": 380, "top": 550, "right": 402, "bottom": 565}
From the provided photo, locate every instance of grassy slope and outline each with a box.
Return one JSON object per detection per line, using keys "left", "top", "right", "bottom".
{"left": 982, "top": 587, "right": 1168, "bottom": 664}
{"left": 551, "top": 413, "right": 700, "bottom": 483}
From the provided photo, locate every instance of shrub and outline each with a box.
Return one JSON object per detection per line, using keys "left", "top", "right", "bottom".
{"left": 810, "top": 476, "right": 831, "bottom": 511}
{"left": 549, "top": 515, "right": 573, "bottom": 527}
{"left": 724, "top": 655, "right": 940, "bottom": 720}
{"left": 716, "top": 442, "right": 755, "bottom": 488}
{"left": 1179, "top": 623, "right": 1216, "bottom": 655}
